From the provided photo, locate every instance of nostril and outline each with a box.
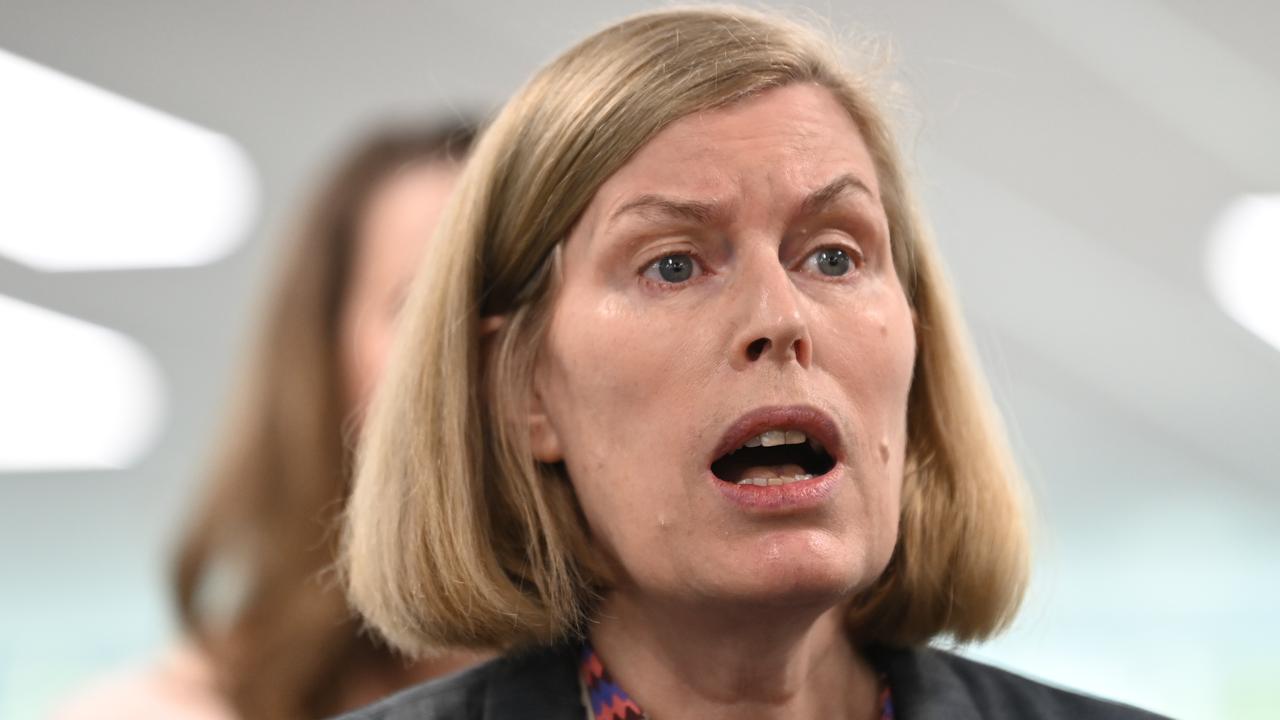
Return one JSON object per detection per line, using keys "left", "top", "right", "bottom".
{"left": 746, "top": 337, "right": 770, "bottom": 361}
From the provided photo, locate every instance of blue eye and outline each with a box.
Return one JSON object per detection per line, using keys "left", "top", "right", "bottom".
{"left": 645, "top": 253, "right": 699, "bottom": 284}
{"left": 810, "top": 247, "right": 854, "bottom": 277}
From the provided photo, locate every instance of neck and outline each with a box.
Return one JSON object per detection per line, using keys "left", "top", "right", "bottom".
{"left": 590, "top": 591, "right": 880, "bottom": 720}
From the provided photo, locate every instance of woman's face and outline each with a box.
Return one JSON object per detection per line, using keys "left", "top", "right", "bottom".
{"left": 532, "top": 83, "right": 917, "bottom": 609}
{"left": 340, "top": 160, "right": 459, "bottom": 424}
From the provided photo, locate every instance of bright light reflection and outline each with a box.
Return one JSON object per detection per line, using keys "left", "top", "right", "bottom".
{"left": 0, "top": 295, "right": 165, "bottom": 471}
{"left": 1206, "top": 194, "right": 1280, "bottom": 352}
{"left": 0, "top": 48, "right": 257, "bottom": 271}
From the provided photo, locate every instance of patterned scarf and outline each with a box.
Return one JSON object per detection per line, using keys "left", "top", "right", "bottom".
{"left": 579, "top": 642, "right": 894, "bottom": 720}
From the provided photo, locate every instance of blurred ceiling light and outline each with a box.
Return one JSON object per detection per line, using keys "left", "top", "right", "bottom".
{"left": 1206, "top": 194, "right": 1280, "bottom": 352}
{"left": 0, "top": 295, "right": 165, "bottom": 471}
{"left": 0, "top": 48, "right": 257, "bottom": 271}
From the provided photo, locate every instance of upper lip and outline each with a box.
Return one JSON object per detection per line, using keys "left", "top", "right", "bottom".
{"left": 708, "top": 405, "right": 844, "bottom": 467}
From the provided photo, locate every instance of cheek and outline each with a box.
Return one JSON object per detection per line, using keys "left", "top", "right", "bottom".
{"left": 823, "top": 296, "right": 915, "bottom": 423}
{"left": 539, "top": 292, "right": 718, "bottom": 549}
{"left": 337, "top": 311, "right": 365, "bottom": 411}
{"left": 819, "top": 292, "right": 914, "bottom": 537}
{"left": 544, "top": 291, "right": 717, "bottom": 453}
{"left": 340, "top": 307, "right": 396, "bottom": 417}
{"left": 866, "top": 301, "right": 915, "bottom": 553}
{"left": 362, "top": 325, "right": 393, "bottom": 395}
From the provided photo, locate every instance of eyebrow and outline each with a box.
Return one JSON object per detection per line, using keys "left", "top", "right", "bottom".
{"left": 608, "top": 194, "right": 717, "bottom": 226}
{"left": 799, "top": 173, "right": 875, "bottom": 218}
{"left": 607, "top": 173, "right": 874, "bottom": 229}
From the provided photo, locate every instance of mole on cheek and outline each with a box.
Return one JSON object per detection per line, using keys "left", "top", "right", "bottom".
{"left": 879, "top": 439, "right": 890, "bottom": 464}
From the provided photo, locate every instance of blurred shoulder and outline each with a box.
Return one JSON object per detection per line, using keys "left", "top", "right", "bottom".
{"left": 332, "top": 644, "right": 583, "bottom": 720}
{"left": 49, "top": 643, "right": 234, "bottom": 720}
{"left": 875, "top": 645, "right": 1170, "bottom": 720}
{"left": 329, "top": 659, "right": 495, "bottom": 720}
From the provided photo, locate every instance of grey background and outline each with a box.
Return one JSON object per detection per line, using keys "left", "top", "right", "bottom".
{"left": 1, "top": 1, "right": 1277, "bottom": 718}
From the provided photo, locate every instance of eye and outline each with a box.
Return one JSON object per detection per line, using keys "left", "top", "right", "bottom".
{"left": 807, "top": 247, "right": 857, "bottom": 277}
{"left": 643, "top": 253, "right": 701, "bottom": 284}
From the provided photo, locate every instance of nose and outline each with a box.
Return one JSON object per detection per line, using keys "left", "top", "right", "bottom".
{"left": 729, "top": 252, "right": 812, "bottom": 369}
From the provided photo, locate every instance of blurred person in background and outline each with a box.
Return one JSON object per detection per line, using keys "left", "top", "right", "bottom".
{"left": 53, "top": 119, "right": 491, "bottom": 720}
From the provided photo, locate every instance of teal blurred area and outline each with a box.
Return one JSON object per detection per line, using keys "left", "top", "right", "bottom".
{"left": 1, "top": 1, "right": 1276, "bottom": 718}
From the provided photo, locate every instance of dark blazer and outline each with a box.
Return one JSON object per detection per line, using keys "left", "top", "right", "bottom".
{"left": 334, "top": 643, "right": 1170, "bottom": 719}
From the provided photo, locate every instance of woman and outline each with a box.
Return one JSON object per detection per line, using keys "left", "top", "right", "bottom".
{"left": 54, "top": 121, "right": 489, "bottom": 720}
{"left": 339, "top": 9, "right": 1165, "bottom": 720}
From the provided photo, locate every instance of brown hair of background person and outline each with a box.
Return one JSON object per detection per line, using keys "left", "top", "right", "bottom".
{"left": 173, "top": 120, "right": 482, "bottom": 720}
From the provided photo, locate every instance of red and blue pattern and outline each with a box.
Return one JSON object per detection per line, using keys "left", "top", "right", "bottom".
{"left": 878, "top": 683, "right": 894, "bottom": 720}
{"left": 579, "top": 643, "right": 894, "bottom": 720}
{"left": 581, "top": 644, "right": 646, "bottom": 720}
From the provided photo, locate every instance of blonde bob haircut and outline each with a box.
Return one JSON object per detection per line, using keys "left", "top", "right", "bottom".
{"left": 344, "top": 5, "right": 1029, "bottom": 658}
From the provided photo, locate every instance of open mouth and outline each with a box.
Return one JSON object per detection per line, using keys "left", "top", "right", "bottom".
{"left": 710, "top": 429, "right": 836, "bottom": 486}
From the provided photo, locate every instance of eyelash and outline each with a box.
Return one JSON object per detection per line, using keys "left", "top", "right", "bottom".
{"left": 798, "top": 243, "right": 866, "bottom": 278}
{"left": 636, "top": 237, "right": 867, "bottom": 290}
{"left": 638, "top": 249, "right": 709, "bottom": 291}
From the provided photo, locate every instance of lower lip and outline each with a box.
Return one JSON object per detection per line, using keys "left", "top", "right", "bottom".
{"left": 708, "top": 465, "right": 842, "bottom": 512}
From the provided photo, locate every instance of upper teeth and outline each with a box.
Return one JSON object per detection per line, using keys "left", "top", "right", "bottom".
{"left": 743, "top": 429, "right": 809, "bottom": 449}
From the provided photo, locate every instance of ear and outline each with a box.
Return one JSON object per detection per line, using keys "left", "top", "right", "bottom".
{"left": 488, "top": 312, "right": 564, "bottom": 463}
{"left": 479, "top": 314, "right": 506, "bottom": 336}
{"left": 527, "top": 375, "right": 564, "bottom": 463}
{"left": 527, "top": 363, "right": 563, "bottom": 458}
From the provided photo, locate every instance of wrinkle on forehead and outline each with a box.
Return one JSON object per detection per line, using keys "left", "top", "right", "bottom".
{"left": 593, "top": 85, "right": 881, "bottom": 227}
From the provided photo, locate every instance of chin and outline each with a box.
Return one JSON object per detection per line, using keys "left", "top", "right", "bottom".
{"left": 711, "top": 530, "right": 881, "bottom": 610}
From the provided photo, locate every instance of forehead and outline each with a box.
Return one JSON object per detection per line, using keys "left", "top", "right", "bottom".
{"left": 592, "top": 83, "right": 880, "bottom": 214}
{"left": 362, "top": 161, "right": 458, "bottom": 233}
{"left": 358, "top": 163, "right": 456, "bottom": 250}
